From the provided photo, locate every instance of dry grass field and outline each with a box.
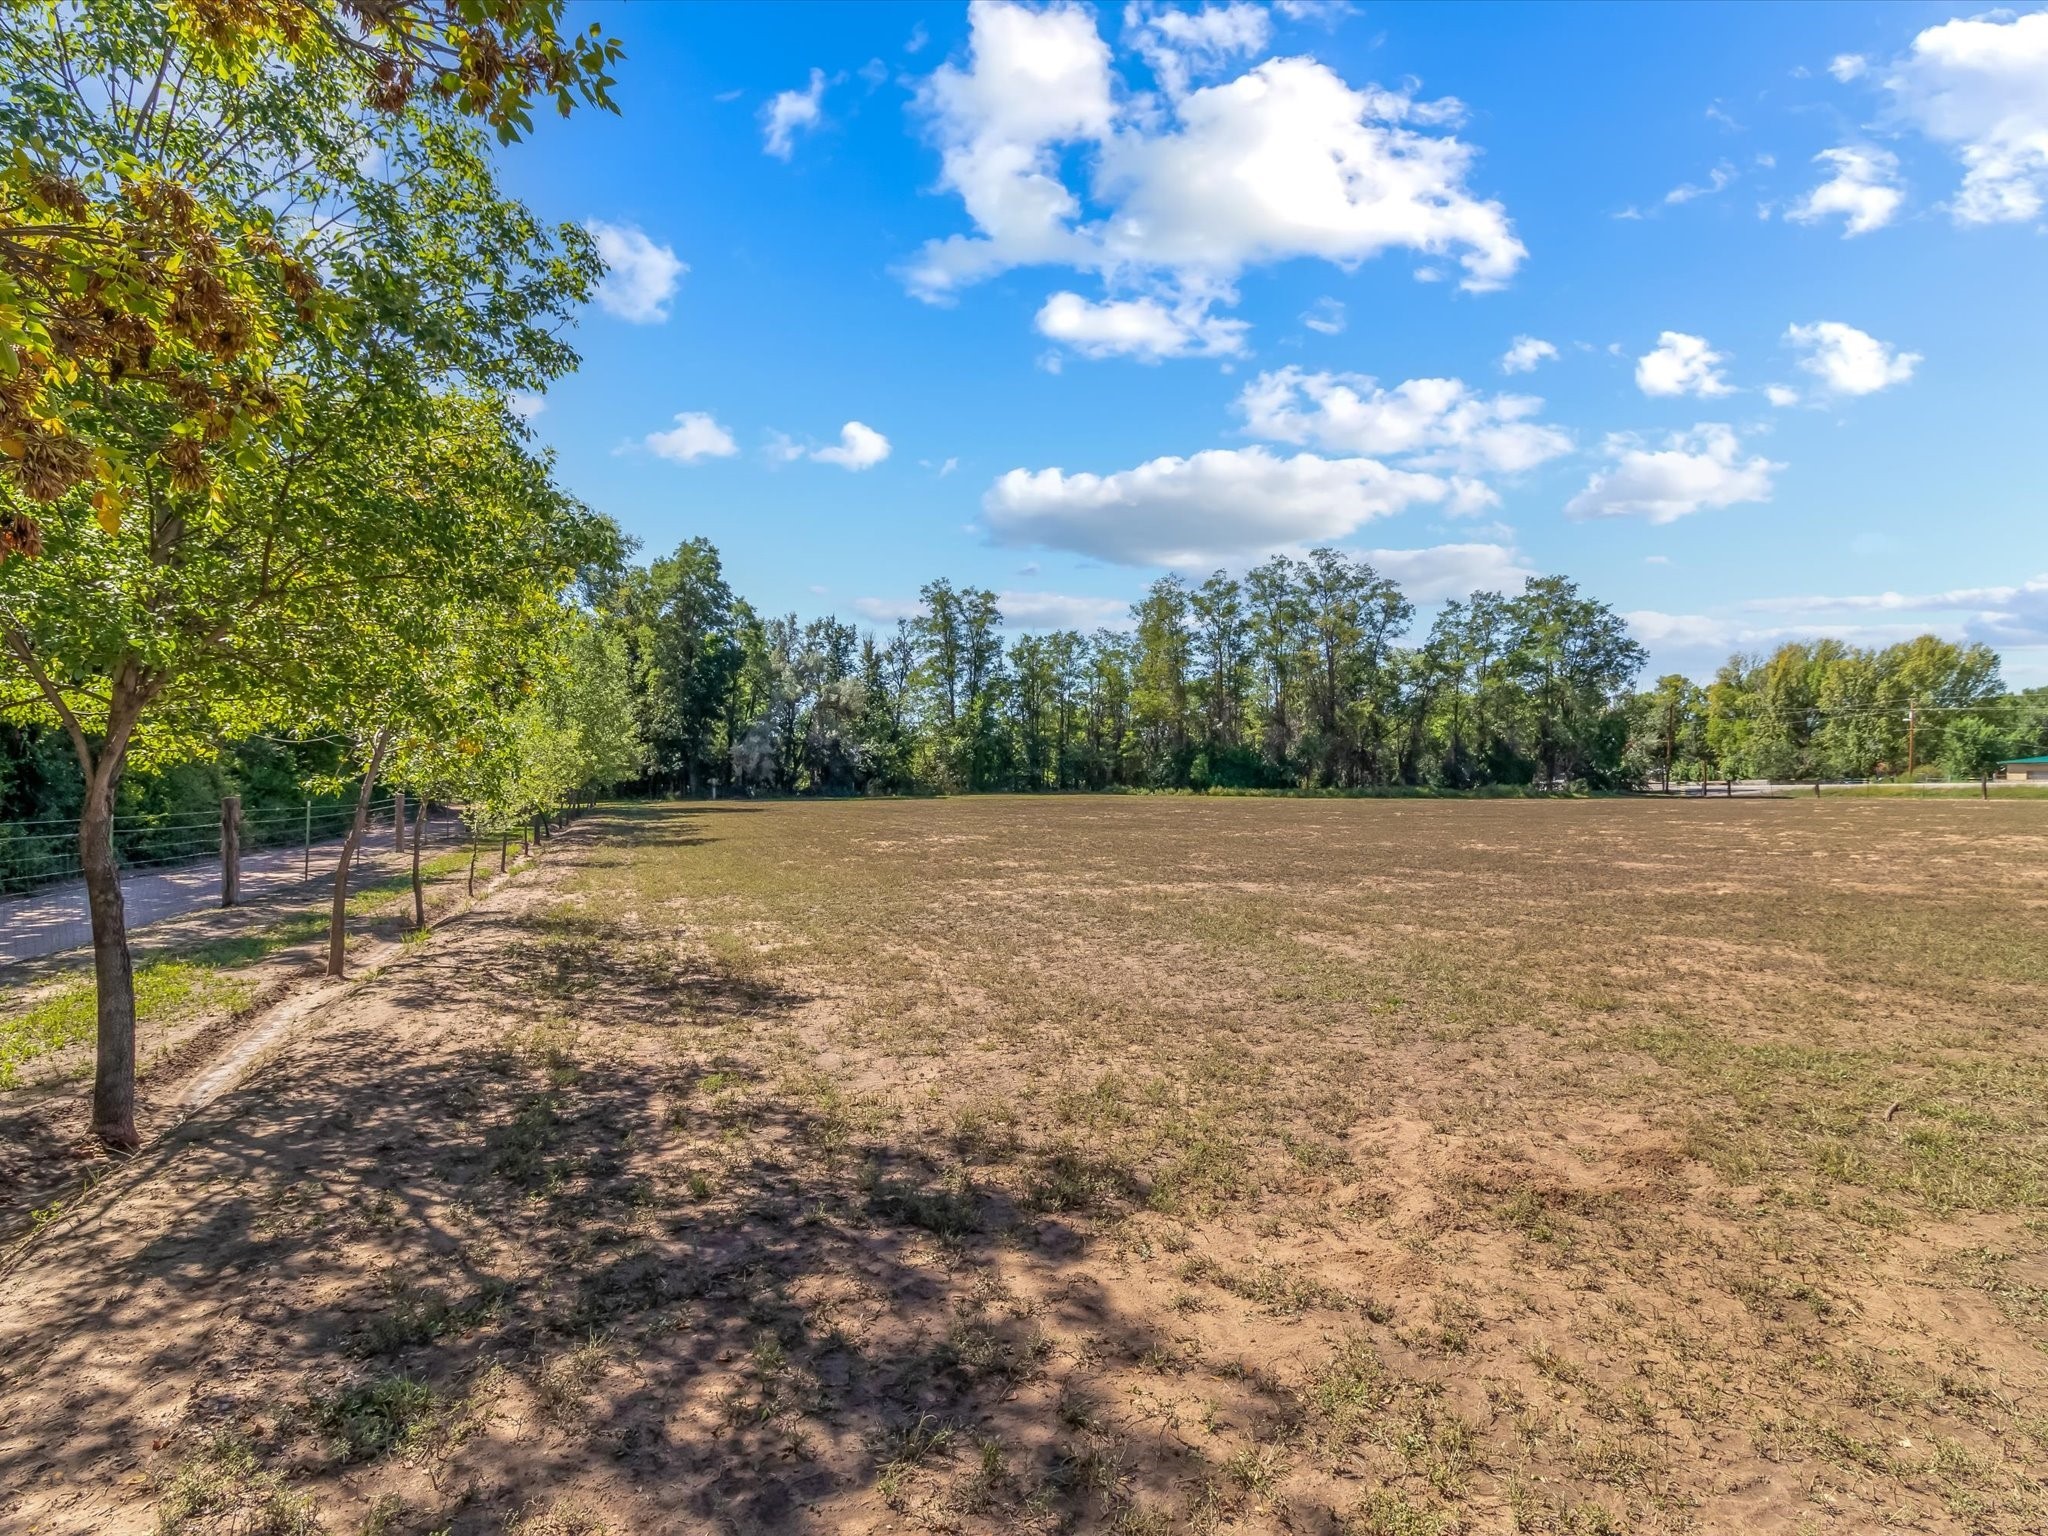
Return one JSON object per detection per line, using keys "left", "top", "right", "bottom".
{"left": 2, "top": 795, "right": 2045, "bottom": 1535}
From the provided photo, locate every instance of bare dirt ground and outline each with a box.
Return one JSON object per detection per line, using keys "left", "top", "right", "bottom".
{"left": 1, "top": 796, "right": 2043, "bottom": 1536}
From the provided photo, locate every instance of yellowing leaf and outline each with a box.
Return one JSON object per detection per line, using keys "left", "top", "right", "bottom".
{"left": 92, "top": 489, "right": 122, "bottom": 535}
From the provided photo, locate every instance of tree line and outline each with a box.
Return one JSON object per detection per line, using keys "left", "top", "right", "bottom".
{"left": 1643, "top": 639, "right": 2038, "bottom": 790}
{"left": 609, "top": 539, "right": 2036, "bottom": 800}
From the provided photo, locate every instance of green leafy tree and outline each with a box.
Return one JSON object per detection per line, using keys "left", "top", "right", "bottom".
{"left": 0, "top": 8, "right": 614, "bottom": 1145}
{"left": 1940, "top": 714, "right": 2010, "bottom": 797}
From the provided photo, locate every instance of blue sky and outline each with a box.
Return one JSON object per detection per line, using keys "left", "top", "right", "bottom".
{"left": 498, "top": 1, "right": 2048, "bottom": 682}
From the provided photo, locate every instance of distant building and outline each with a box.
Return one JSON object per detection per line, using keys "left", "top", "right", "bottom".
{"left": 2000, "top": 755, "right": 2048, "bottom": 783}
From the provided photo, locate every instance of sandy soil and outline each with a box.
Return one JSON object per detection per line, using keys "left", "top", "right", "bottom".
{"left": 0, "top": 797, "right": 2042, "bottom": 1536}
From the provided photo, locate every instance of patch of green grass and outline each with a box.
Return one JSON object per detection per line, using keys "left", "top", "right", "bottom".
{"left": 1, "top": 959, "right": 254, "bottom": 1087}
{"left": 1, "top": 853, "right": 485, "bottom": 1087}
{"left": 155, "top": 1433, "right": 319, "bottom": 1535}
{"left": 312, "top": 1374, "right": 439, "bottom": 1462}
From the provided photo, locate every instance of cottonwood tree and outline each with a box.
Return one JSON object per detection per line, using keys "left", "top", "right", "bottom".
{"left": 0, "top": 4, "right": 616, "bottom": 1148}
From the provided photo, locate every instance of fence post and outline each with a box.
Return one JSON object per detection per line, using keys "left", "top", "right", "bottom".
{"left": 500, "top": 830, "right": 508, "bottom": 872}
{"left": 220, "top": 794, "right": 241, "bottom": 908}
{"left": 393, "top": 790, "right": 406, "bottom": 852}
{"left": 303, "top": 798, "right": 312, "bottom": 881}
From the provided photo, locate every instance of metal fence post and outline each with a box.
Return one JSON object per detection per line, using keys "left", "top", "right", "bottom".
{"left": 220, "top": 794, "right": 241, "bottom": 907}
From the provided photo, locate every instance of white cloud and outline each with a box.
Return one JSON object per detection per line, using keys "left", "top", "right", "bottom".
{"left": 506, "top": 391, "right": 545, "bottom": 421}
{"left": 585, "top": 221, "right": 686, "bottom": 324}
{"left": 1828, "top": 53, "right": 1869, "bottom": 83}
{"left": 811, "top": 421, "right": 892, "bottom": 470}
{"left": 1665, "top": 161, "right": 1735, "bottom": 204}
{"left": 1765, "top": 384, "right": 1801, "bottom": 408}
{"left": 1125, "top": 1, "right": 1272, "bottom": 97}
{"left": 1634, "top": 331, "right": 1733, "bottom": 398}
{"left": 1744, "top": 576, "right": 2048, "bottom": 645}
{"left": 1787, "top": 145, "right": 1903, "bottom": 236}
{"left": 1092, "top": 57, "right": 1520, "bottom": 288}
{"left": 763, "top": 69, "right": 828, "bottom": 159}
{"left": 1785, "top": 320, "right": 1919, "bottom": 396}
{"left": 1301, "top": 296, "right": 1347, "bottom": 335}
{"left": 905, "top": 1, "right": 1524, "bottom": 349}
{"left": 1636, "top": 574, "right": 2048, "bottom": 661}
{"left": 1359, "top": 542, "right": 1536, "bottom": 600}
{"left": 1886, "top": 11, "right": 2048, "bottom": 225}
{"left": 997, "top": 590, "right": 1137, "bottom": 629}
{"left": 1035, "top": 289, "right": 1248, "bottom": 359}
{"left": 1275, "top": 0, "right": 1358, "bottom": 22}
{"left": 1236, "top": 367, "right": 1571, "bottom": 477}
{"left": 856, "top": 589, "right": 1137, "bottom": 631}
{"left": 1499, "top": 335, "right": 1558, "bottom": 374}
{"left": 645, "top": 411, "right": 739, "bottom": 464}
{"left": 1566, "top": 425, "right": 1781, "bottom": 524}
{"left": 984, "top": 445, "right": 1448, "bottom": 567}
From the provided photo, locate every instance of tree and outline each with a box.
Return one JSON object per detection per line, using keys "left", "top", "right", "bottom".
{"left": 1941, "top": 715, "right": 2009, "bottom": 798}
{"left": 0, "top": 0, "right": 621, "bottom": 519}
{"left": 0, "top": 7, "right": 616, "bottom": 1147}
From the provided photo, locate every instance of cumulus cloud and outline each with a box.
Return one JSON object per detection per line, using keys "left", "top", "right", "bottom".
{"left": 1828, "top": 53, "right": 1869, "bottom": 83}
{"left": 1635, "top": 331, "right": 1733, "bottom": 398}
{"left": 1785, "top": 321, "right": 1919, "bottom": 396}
{"left": 585, "top": 221, "right": 686, "bottom": 323}
{"left": 904, "top": 0, "right": 1523, "bottom": 352}
{"left": 506, "top": 391, "right": 545, "bottom": 421}
{"left": 1124, "top": 1, "right": 1272, "bottom": 97}
{"left": 645, "top": 411, "right": 739, "bottom": 464}
{"left": 763, "top": 69, "right": 828, "bottom": 159}
{"left": 1787, "top": 145, "right": 1904, "bottom": 236}
{"left": 983, "top": 445, "right": 1447, "bottom": 567}
{"left": 1566, "top": 425, "right": 1781, "bottom": 524}
{"left": 1886, "top": 11, "right": 2048, "bottom": 225}
{"left": 1499, "top": 335, "right": 1558, "bottom": 374}
{"left": 811, "top": 421, "right": 892, "bottom": 470}
{"left": 1035, "top": 289, "right": 1248, "bottom": 359}
{"left": 1765, "top": 383, "right": 1801, "bottom": 408}
{"left": 1236, "top": 367, "right": 1571, "bottom": 477}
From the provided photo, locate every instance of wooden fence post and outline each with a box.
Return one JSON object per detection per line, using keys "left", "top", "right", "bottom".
{"left": 220, "top": 794, "right": 241, "bottom": 908}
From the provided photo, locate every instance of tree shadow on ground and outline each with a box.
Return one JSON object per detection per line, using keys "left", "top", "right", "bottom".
{"left": 0, "top": 889, "right": 1324, "bottom": 1536}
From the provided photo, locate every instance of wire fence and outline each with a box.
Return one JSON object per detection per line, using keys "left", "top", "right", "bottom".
{"left": 0, "top": 796, "right": 556, "bottom": 969}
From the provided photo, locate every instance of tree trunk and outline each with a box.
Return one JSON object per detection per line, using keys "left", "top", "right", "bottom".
{"left": 79, "top": 769, "right": 139, "bottom": 1151}
{"left": 410, "top": 793, "right": 427, "bottom": 929}
{"left": 327, "top": 729, "right": 392, "bottom": 978}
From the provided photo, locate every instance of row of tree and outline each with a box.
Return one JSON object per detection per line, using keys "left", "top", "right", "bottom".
{"left": 612, "top": 542, "right": 1644, "bottom": 795}
{"left": 609, "top": 540, "right": 2031, "bottom": 800}
{"left": 0, "top": 0, "right": 633, "bottom": 1148}
{"left": 1643, "top": 638, "right": 2036, "bottom": 789}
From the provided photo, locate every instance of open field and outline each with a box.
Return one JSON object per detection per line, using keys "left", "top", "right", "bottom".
{"left": 2, "top": 795, "right": 2045, "bottom": 1535}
